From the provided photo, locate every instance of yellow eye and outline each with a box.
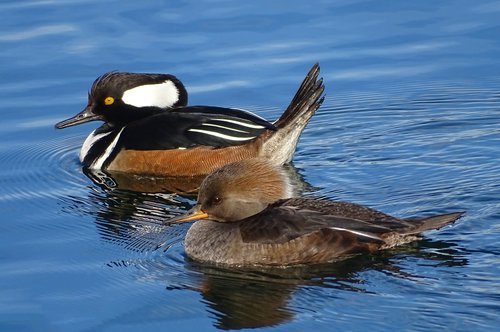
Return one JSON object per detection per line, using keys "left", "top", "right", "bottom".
{"left": 104, "top": 96, "right": 114, "bottom": 105}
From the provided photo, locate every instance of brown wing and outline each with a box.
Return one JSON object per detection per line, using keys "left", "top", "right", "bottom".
{"left": 280, "top": 198, "right": 416, "bottom": 230}
{"left": 280, "top": 198, "right": 388, "bottom": 221}
{"left": 237, "top": 199, "right": 397, "bottom": 245}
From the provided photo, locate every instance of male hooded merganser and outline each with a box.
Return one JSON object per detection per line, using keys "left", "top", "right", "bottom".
{"left": 166, "top": 159, "right": 465, "bottom": 266}
{"left": 55, "top": 64, "right": 324, "bottom": 177}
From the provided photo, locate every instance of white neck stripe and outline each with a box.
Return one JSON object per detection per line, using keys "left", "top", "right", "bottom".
{"left": 80, "top": 129, "right": 113, "bottom": 163}
{"left": 91, "top": 127, "right": 124, "bottom": 169}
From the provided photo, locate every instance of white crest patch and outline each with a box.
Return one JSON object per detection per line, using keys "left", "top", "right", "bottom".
{"left": 122, "top": 80, "right": 179, "bottom": 108}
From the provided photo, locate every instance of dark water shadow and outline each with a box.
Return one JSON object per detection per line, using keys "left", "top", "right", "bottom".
{"left": 83, "top": 162, "right": 315, "bottom": 196}
{"left": 58, "top": 161, "right": 468, "bottom": 330}
{"left": 163, "top": 239, "right": 467, "bottom": 330}
{"left": 60, "top": 163, "right": 314, "bottom": 252}
{"left": 84, "top": 167, "right": 205, "bottom": 195}
{"left": 85, "top": 236, "right": 468, "bottom": 331}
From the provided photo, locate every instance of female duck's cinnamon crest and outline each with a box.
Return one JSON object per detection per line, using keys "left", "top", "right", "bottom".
{"left": 170, "top": 158, "right": 293, "bottom": 223}
{"left": 167, "top": 159, "right": 465, "bottom": 266}
{"left": 55, "top": 64, "right": 325, "bottom": 177}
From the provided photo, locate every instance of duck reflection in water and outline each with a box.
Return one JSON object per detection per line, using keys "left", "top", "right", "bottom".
{"left": 61, "top": 163, "right": 312, "bottom": 252}
{"left": 67, "top": 160, "right": 466, "bottom": 330}
{"left": 95, "top": 239, "right": 465, "bottom": 330}
{"left": 83, "top": 161, "right": 314, "bottom": 196}
{"left": 160, "top": 241, "right": 467, "bottom": 330}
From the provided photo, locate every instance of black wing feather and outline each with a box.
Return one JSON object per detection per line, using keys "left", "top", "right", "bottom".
{"left": 118, "top": 106, "right": 276, "bottom": 150}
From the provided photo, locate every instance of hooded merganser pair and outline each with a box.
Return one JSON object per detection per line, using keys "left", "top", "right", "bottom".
{"left": 55, "top": 64, "right": 324, "bottom": 177}
{"left": 166, "top": 159, "right": 464, "bottom": 266}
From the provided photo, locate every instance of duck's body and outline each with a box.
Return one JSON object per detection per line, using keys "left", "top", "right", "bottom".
{"left": 56, "top": 65, "right": 324, "bottom": 177}
{"left": 184, "top": 198, "right": 463, "bottom": 266}
{"left": 78, "top": 106, "right": 274, "bottom": 175}
{"left": 167, "top": 159, "right": 464, "bottom": 266}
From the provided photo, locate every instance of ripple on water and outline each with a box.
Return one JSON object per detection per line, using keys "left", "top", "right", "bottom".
{"left": 0, "top": 134, "right": 85, "bottom": 203}
{"left": 45, "top": 82, "right": 499, "bottom": 262}
{"left": 298, "top": 81, "right": 500, "bottom": 196}
{"left": 3, "top": 81, "right": 499, "bottom": 331}
{"left": 0, "top": 128, "right": 191, "bottom": 265}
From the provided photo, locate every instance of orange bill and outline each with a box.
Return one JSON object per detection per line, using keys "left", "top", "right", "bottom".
{"left": 165, "top": 206, "right": 209, "bottom": 224}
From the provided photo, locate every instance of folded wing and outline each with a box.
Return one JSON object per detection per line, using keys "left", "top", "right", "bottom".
{"left": 120, "top": 106, "right": 276, "bottom": 150}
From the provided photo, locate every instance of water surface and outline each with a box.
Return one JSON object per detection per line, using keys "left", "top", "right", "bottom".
{"left": 1, "top": 1, "right": 499, "bottom": 331}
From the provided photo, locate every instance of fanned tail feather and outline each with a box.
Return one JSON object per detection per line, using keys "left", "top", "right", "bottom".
{"left": 404, "top": 212, "right": 465, "bottom": 235}
{"left": 274, "top": 63, "right": 324, "bottom": 128}
{"left": 261, "top": 63, "right": 325, "bottom": 164}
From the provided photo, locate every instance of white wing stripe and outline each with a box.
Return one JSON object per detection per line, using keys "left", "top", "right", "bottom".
{"left": 212, "top": 118, "right": 266, "bottom": 129}
{"left": 329, "top": 227, "right": 383, "bottom": 241}
{"left": 201, "top": 123, "right": 250, "bottom": 133}
{"left": 188, "top": 128, "right": 256, "bottom": 141}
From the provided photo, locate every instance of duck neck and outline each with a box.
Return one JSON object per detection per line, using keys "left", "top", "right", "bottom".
{"left": 80, "top": 123, "right": 122, "bottom": 169}
{"left": 107, "top": 106, "right": 166, "bottom": 128}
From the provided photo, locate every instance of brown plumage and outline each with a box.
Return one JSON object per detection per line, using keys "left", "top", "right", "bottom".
{"left": 166, "top": 159, "right": 465, "bottom": 266}
{"left": 107, "top": 144, "right": 257, "bottom": 176}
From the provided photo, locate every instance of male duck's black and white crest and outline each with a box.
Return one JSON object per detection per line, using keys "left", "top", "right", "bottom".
{"left": 55, "top": 72, "right": 188, "bottom": 129}
{"left": 90, "top": 72, "right": 188, "bottom": 110}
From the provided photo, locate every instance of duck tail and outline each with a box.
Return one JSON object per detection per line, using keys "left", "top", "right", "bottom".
{"left": 403, "top": 211, "right": 465, "bottom": 235}
{"left": 259, "top": 63, "right": 325, "bottom": 164}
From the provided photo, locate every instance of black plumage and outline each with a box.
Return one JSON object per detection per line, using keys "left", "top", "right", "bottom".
{"left": 118, "top": 106, "right": 276, "bottom": 150}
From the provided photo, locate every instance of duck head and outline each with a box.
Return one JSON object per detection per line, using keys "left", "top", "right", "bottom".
{"left": 167, "top": 159, "right": 293, "bottom": 223}
{"left": 55, "top": 71, "right": 188, "bottom": 129}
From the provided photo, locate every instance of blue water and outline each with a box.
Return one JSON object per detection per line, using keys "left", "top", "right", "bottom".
{"left": 1, "top": 1, "right": 500, "bottom": 331}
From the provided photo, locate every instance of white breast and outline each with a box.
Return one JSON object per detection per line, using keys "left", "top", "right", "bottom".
{"left": 80, "top": 129, "right": 112, "bottom": 163}
{"left": 90, "top": 128, "right": 124, "bottom": 169}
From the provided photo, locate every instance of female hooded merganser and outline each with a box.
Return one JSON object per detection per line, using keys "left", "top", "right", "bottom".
{"left": 55, "top": 64, "right": 324, "bottom": 177}
{"left": 166, "top": 159, "right": 465, "bottom": 266}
